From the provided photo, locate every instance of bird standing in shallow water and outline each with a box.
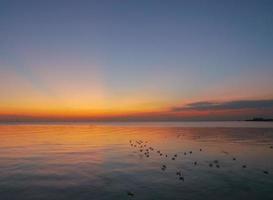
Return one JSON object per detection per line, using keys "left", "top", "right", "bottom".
{"left": 127, "top": 192, "right": 134, "bottom": 197}
{"left": 176, "top": 171, "right": 184, "bottom": 181}
{"left": 161, "top": 165, "right": 167, "bottom": 171}
{"left": 213, "top": 160, "right": 219, "bottom": 164}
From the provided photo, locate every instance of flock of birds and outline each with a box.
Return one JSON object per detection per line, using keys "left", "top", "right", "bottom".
{"left": 126, "top": 138, "right": 272, "bottom": 197}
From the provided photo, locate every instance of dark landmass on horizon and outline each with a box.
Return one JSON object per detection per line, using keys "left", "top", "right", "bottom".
{"left": 245, "top": 117, "right": 273, "bottom": 122}
{"left": 1, "top": 116, "right": 273, "bottom": 123}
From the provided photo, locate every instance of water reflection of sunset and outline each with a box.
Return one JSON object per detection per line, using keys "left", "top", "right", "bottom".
{"left": 1, "top": 124, "right": 272, "bottom": 164}
{"left": 0, "top": 124, "right": 273, "bottom": 199}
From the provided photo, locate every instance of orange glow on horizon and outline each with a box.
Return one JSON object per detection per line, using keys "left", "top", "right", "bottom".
{"left": 1, "top": 65, "right": 272, "bottom": 121}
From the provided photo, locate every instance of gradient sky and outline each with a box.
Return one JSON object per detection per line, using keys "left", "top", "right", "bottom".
{"left": 1, "top": 0, "right": 273, "bottom": 121}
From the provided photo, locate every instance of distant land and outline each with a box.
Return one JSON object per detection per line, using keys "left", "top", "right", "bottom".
{"left": 245, "top": 117, "right": 273, "bottom": 122}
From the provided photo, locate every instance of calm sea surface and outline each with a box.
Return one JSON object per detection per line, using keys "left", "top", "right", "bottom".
{"left": 0, "top": 122, "right": 273, "bottom": 200}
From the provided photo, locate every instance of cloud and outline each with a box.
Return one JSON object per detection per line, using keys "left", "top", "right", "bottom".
{"left": 171, "top": 99, "right": 273, "bottom": 112}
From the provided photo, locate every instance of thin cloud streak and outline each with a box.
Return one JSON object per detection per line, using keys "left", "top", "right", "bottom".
{"left": 171, "top": 99, "right": 273, "bottom": 112}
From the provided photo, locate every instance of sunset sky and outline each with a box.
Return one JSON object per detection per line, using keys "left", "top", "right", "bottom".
{"left": 1, "top": 0, "right": 273, "bottom": 121}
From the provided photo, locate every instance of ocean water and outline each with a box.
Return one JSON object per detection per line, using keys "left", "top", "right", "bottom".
{"left": 0, "top": 122, "right": 273, "bottom": 200}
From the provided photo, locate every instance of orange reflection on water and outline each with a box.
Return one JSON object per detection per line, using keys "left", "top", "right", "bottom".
{"left": 0, "top": 123, "right": 272, "bottom": 171}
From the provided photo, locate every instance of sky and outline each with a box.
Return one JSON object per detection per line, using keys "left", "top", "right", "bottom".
{"left": 1, "top": 0, "right": 273, "bottom": 121}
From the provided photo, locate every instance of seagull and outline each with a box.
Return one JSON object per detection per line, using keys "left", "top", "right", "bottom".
{"left": 127, "top": 192, "right": 134, "bottom": 197}
{"left": 263, "top": 170, "right": 269, "bottom": 174}
{"left": 179, "top": 176, "right": 184, "bottom": 181}
{"left": 213, "top": 160, "right": 219, "bottom": 164}
{"left": 161, "top": 165, "right": 167, "bottom": 171}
